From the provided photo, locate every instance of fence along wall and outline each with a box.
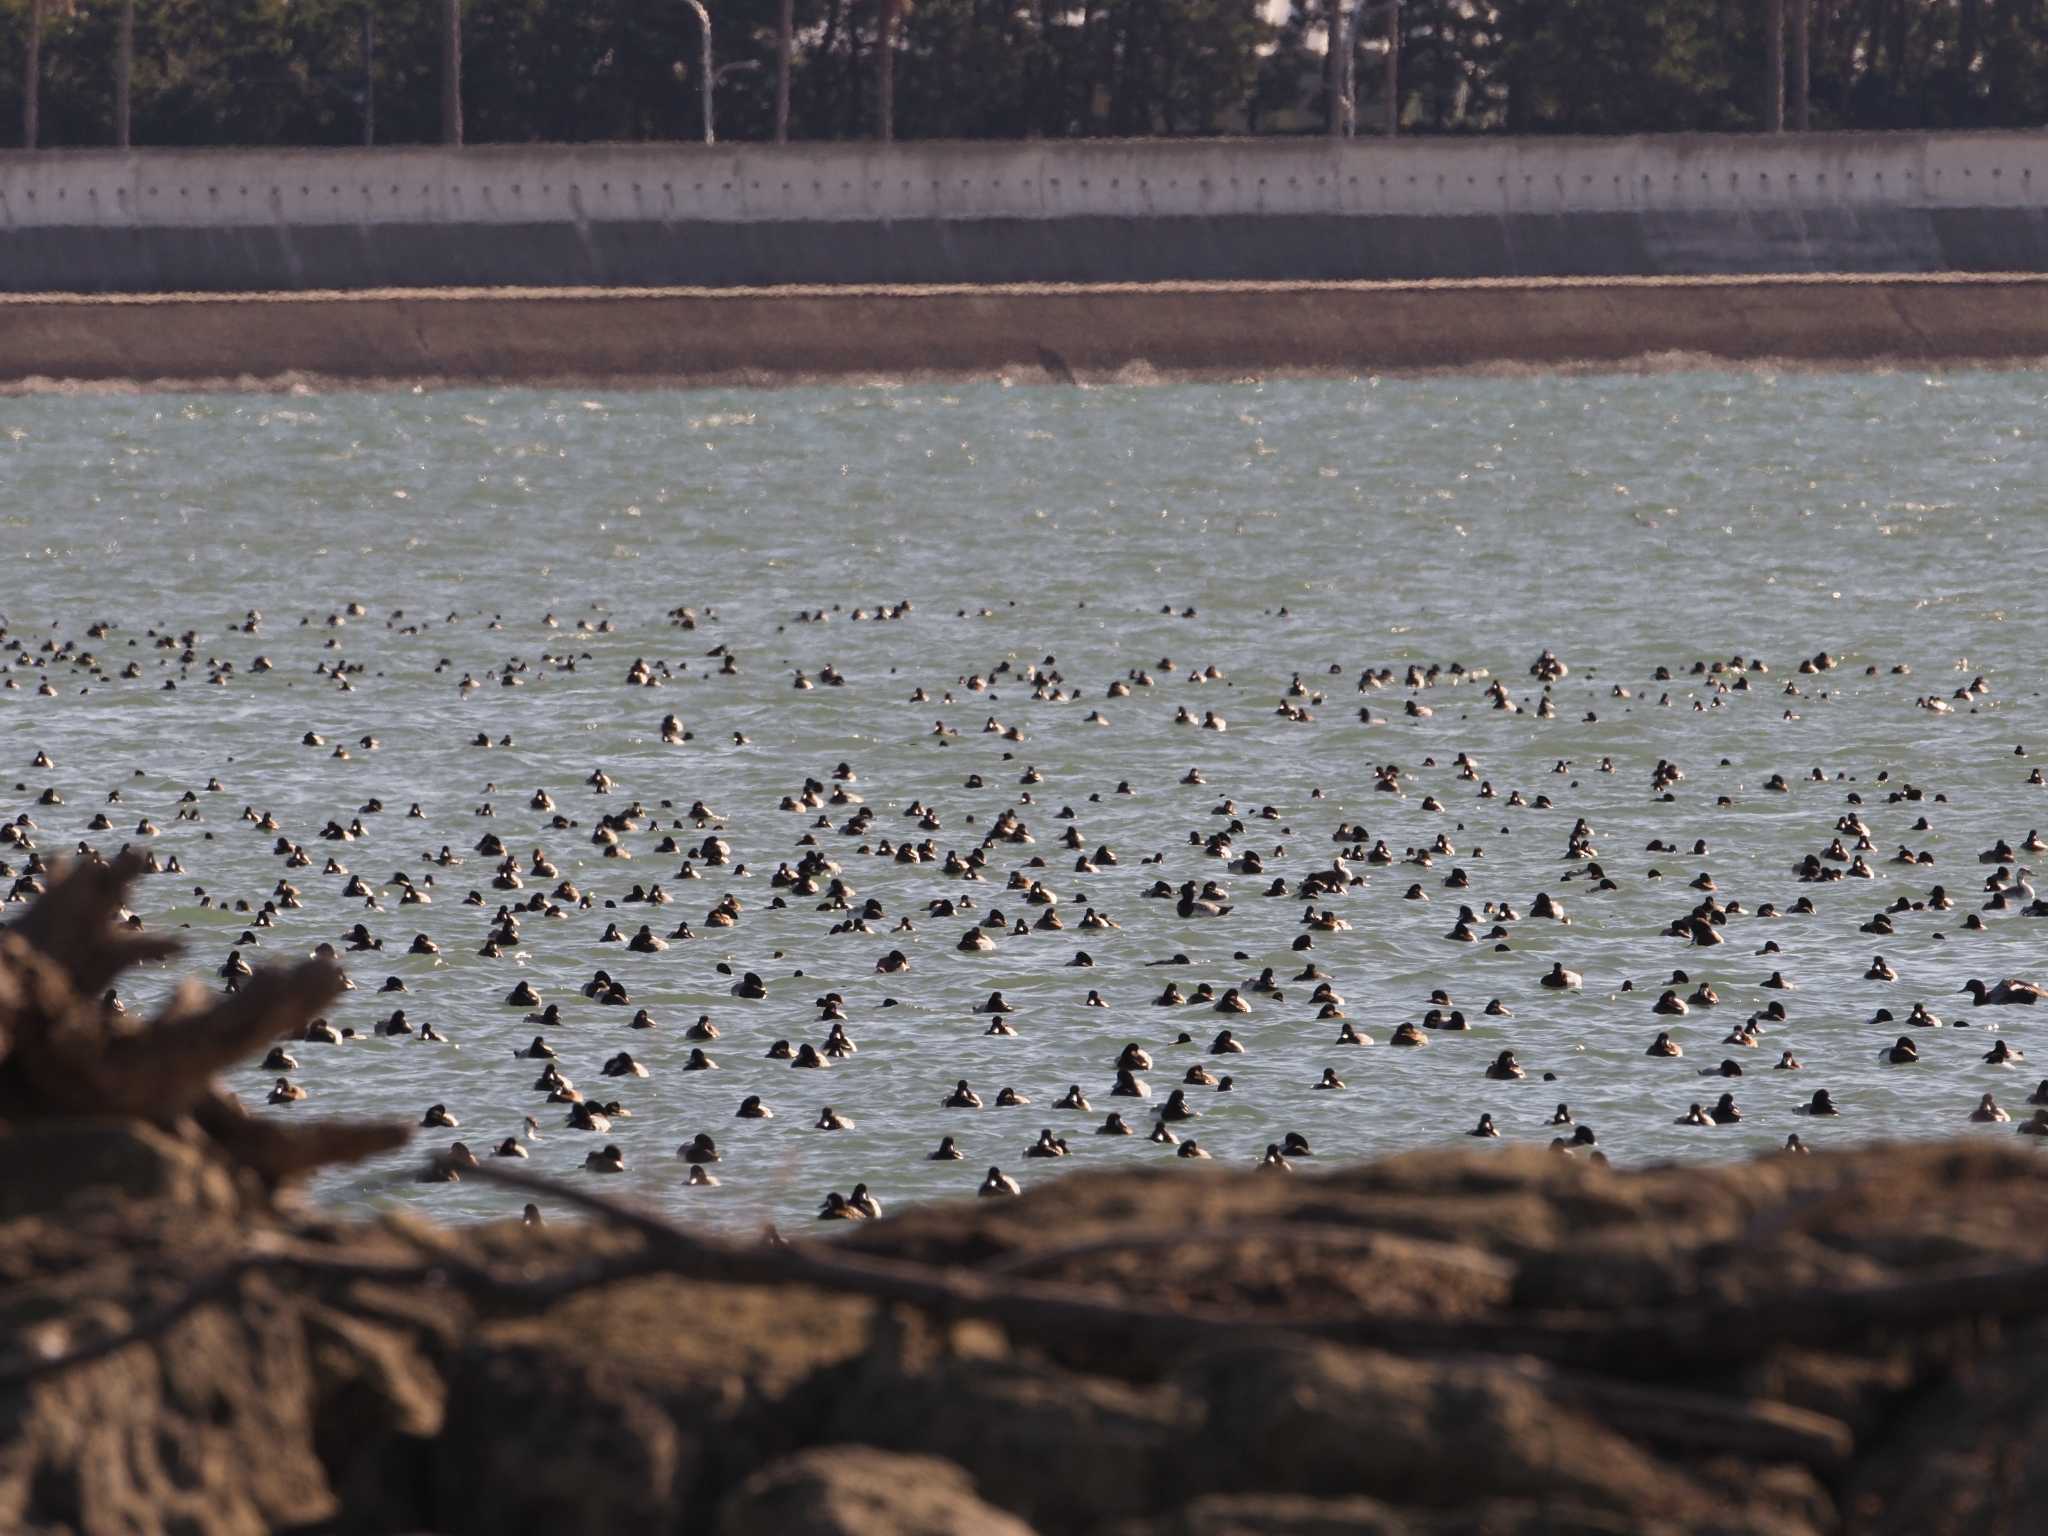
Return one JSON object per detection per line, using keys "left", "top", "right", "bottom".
{"left": 0, "top": 133, "right": 2044, "bottom": 292}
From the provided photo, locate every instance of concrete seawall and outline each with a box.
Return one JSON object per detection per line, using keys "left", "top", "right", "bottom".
{"left": 6, "top": 275, "right": 2045, "bottom": 389}
{"left": 2, "top": 134, "right": 2045, "bottom": 292}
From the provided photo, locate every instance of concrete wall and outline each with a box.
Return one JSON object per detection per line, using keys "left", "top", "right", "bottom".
{"left": 0, "top": 134, "right": 2045, "bottom": 292}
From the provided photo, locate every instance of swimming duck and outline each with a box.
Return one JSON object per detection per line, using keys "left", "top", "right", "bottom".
{"left": 979, "top": 1166, "right": 1022, "bottom": 1197}
{"left": 1025, "top": 1128, "right": 1069, "bottom": 1158}
{"left": 1963, "top": 978, "right": 2044, "bottom": 1006}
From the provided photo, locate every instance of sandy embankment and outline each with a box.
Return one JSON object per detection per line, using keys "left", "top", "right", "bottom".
{"left": 2, "top": 272, "right": 2045, "bottom": 391}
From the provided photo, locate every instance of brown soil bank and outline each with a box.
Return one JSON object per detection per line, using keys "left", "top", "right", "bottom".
{"left": 8, "top": 865, "right": 2048, "bottom": 1536}
{"left": 4, "top": 272, "right": 2047, "bottom": 389}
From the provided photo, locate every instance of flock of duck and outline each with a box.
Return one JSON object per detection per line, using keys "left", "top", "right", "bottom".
{"left": 6, "top": 605, "right": 2046, "bottom": 1226}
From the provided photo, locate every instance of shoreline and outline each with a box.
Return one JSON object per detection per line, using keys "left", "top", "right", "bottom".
{"left": 3, "top": 273, "right": 2046, "bottom": 391}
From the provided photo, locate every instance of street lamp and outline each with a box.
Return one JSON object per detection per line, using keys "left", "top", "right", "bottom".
{"left": 682, "top": 0, "right": 714, "bottom": 144}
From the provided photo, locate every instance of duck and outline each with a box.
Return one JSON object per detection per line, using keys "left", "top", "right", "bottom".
{"left": 1468, "top": 1113, "right": 1500, "bottom": 1138}
{"left": 1484, "top": 1050, "right": 1526, "bottom": 1081}
{"left": 944, "top": 1080, "right": 984, "bottom": 1109}
{"left": 1646, "top": 1031, "right": 1683, "bottom": 1057}
{"left": 1971, "top": 1093, "right": 2011, "bottom": 1123}
{"left": 979, "top": 1166, "right": 1022, "bottom": 1197}
{"left": 1541, "top": 962, "right": 1582, "bottom": 990}
{"left": 1963, "top": 978, "right": 2044, "bottom": 1006}
{"left": 584, "top": 1143, "right": 626, "bottom": 1174}
{"left": 1025, "top": 1128, "right": 1069, "bottom": 1158}
{"left": 1797, "top": 1089, "right": 1840, "bottom": 1116}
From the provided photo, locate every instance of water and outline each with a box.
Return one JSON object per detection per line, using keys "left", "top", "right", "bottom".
{"left": 4, "top": 368, "right": 2046, "bottom": 1230}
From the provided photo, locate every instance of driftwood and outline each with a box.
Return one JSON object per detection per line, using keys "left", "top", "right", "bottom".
{"left": 0, "top": 851, "right": 411, "bottom": 1181}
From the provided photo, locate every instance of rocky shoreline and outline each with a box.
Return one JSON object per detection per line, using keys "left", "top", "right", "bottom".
{"left": 6, "top": 859, "right": 2048, "bottom": 1535}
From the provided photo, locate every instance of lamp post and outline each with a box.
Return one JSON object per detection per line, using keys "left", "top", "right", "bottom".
{"left": 682, "top": 0, "right": 715, "bottom": 144}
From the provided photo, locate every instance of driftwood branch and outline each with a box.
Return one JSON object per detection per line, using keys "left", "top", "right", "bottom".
{"left": 448, "top": 1153, "right": 2048, "bottom": 1363}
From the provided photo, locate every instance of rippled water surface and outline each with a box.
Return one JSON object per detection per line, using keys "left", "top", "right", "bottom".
{"left": 5, "top": 369, "right": 2047, "bottom": 1229}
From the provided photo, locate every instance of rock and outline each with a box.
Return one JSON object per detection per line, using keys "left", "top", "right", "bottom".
{"left": 303, "top": 1304, "right": 445, "bottom": 1533}
{"left": 434, "top": 1276, "right": 883, "bottom": 1532}
{"left": 1176, "top": 1340, "right": 1690, "bottom": 1515}
{"left": 715, "top": 1446, "right": 1038, "bottom": 1536}
{"left": 433, "top": 1338, "right": 687, "bottom": 1536}
{"left": 1109, "top": 1492, "right": 1420, "bottom": 1535}
{"left": 0, "top": 1120, "right": 237, "bottom": 1223}
{"left": 0, "top": 1272, "right": 335, "bottom": 1536}
{"left": 1846, "top": 1318, "right": 2048, "bottom": 1536}
{"left": 1111, "top": 1492, "right": 1720, "bottom": 1535}
{"left": 822, "top": 1345, "right": 1186, "bottom": 1530}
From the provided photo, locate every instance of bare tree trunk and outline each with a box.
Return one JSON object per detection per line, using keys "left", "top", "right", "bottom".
{"left": 1764, "top": 0, "right": 1784, "bottom": 130}
{"left": 877, "top": 0, "right": 896, "bottom": 141}
{"left": 1384, "top": 0, "right": 1399, "bottom": 136}
{"left": 775, "top": 0, "right": 794, "bottom": 141}
{"left": 441, "top": 0, "right": 464, "bottom": 145}
{"left": 115, "top": 0, "right": 134, "bottom": 147}
{"left": 1027, "top": 0, "right": 1045, "bottom": 138}
{"left": 362, "top": 7, "right": 376, "bottom": 146}
{"left": 1325, "top": 0, "right": 1343, "bottom": 135}
{"left": 23, "top": 0, "right": 41, "bottom": 150}
{"left": 1790, "top": 0, "right": 1809, "bottom": 129}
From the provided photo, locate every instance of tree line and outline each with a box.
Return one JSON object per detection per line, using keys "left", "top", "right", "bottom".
{"left": 4, "top": 0, "right": 2043, "bottom": 150}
